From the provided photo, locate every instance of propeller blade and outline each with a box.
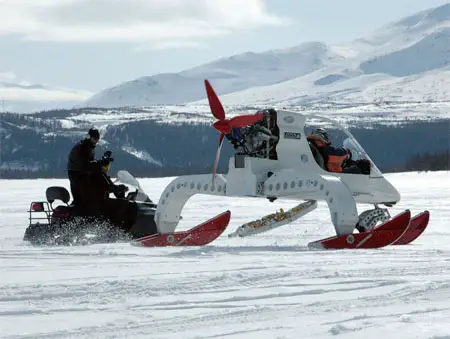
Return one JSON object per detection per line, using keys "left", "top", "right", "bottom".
{"left": 213, "top": 113, "right": 264, "bottom": 134}
{"left": 205, "top": 79, "right": 225, "bottom": 121}
{"left": 212, "top": 133, "right": 225, "bottom": 185}
{"left": 212, "top": 120, "right": 232, "bottom": 135}
{"left": 228, "top": 113, "right": 264, "bottom": 128}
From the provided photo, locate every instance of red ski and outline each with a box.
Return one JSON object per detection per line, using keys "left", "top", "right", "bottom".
{"left": 308, "top": 210, "right": 411, "bottom": 250}
{"left": 391, "top": 210, "right": 430, "bottom": 245}
{"left": 131, "top": 210, "right": 231, "bottom": 247}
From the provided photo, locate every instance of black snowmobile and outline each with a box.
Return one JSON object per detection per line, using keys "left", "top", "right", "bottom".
{"left": 24, "top": 170, "right": 159, "bottom": 246}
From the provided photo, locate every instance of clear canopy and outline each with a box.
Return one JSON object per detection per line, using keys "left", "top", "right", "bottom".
{"left": 303, "top": 113, "right": 383, "bottom": 178}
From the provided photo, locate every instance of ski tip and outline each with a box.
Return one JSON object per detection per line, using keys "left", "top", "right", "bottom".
{"left": 412, "top": 210, "right": 430, "bottom": 223}
{"left": 419, "top": 210, "right": 430, "bottom": 218}
{"left": 397, "top": 209, "right": 411, "bottom": 220}
{"left": 411, "top": 210, "right": 430, "bottom": 227}
{"left": 221, "top": 210, "right": 231, "bottom": 218}
{"left": 391, "top": 209, "right": 431, "bottom": 246}
{"left": 223, "top": 210, "right": 232, "bottom": 222}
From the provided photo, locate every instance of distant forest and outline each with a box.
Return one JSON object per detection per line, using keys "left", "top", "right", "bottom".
{"left": 392, "top": 150, "right": 449, "bottom": 172}
{"left": 1, "top": 150, "right": 447, "bottom": 179}
{"left": 0, "top": 111, "right": 449, "bottom": 179}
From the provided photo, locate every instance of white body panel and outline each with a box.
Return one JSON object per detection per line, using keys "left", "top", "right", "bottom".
{"left": 155, "top": 174, "right": 227, "bottom": 233}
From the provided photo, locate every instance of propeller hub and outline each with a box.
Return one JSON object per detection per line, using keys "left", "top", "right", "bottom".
{"left": 213, "top": 120, "right": 231, "bottom": 135}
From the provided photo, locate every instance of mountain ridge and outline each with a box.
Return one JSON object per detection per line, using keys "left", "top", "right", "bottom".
{"left": 83, "top": 3, "right": 450, "bottom": 108}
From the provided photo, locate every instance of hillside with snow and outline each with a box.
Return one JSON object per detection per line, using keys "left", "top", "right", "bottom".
{"left": 84, "top": 42, "right": 343, "bottom": 107}
{"left": 83, "top": 3, "right": 450, "bottom": 108}
{"left": 195, "top": 3, "right": 450, "bottom": 106}
{"left": 1, "top": 103, "right": 449, "bottom": 179}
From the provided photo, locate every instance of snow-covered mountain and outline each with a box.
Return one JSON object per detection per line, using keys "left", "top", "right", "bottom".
{"left": 195, "top": 3, "right": 450, "bottom": 106}
{"left": 84, "top": 42, "right": 343, "bottom": 107}
{"left": 84, "top": 3, "right": 450, "bottom": 108}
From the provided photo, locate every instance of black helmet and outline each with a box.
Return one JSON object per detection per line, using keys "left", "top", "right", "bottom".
{"left": 88, "top": 128, "right": 100, "bottom": 139}
{"left": 310, "top": 127, "right": 330, "bottom": 143}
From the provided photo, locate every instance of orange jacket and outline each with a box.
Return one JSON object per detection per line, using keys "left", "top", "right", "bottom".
{"left": 308, "top": 136, "right": 351, "bottom": 173}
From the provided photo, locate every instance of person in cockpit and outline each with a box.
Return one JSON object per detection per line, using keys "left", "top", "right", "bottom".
{"left": 307, "top": 127, "right": 370, "bottom": 174}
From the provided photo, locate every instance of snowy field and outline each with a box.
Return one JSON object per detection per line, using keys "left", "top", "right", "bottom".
{"left": 1, "top": 171, "right": 449, "bottom": 339}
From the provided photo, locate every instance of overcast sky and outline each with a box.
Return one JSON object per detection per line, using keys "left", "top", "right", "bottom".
{"left": 0, "top": 0, "right": 448, "bottom": 100}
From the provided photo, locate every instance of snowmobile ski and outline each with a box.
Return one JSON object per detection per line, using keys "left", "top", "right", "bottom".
{"left": 307, "top": 209, "right": 411, "bottom": 250}
{"left": 391, "top": 210, "right": 430, "bottom": 245}
{"left": 228, "top": 200, "right": 317, "bottom": 238}
{"left": 131, "top": 210, "right": 231, "bottom": 247}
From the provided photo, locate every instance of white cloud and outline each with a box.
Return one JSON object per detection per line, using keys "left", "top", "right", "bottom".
{"left": 0, "top": 71, "right": 17, "bottom": 82}
{"left": 0, "top": 71, "right": 92, "bottom": 101}
{"left": 0, "top": 0, "right": 287, "bottom": 48}
{"left": 0, "top": 87, "right": 92, "bottom": 101}
{"left": 136, "top": 40, "right": 205, "bottom": 51}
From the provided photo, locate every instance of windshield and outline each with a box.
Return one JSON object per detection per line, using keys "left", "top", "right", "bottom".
{"left": 114, "top": 170, "right": 154, "bottom": 203}
{"left": 304, "top": 114, "right": 383, "bottom": 178}
{"left": 116, "top": 170, "right": 141, "bottom": 189}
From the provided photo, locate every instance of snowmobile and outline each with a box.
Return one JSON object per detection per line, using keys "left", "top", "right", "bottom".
{"left": 24, "top": 170, "right": 160, "bottom": 245}
{"left": 130, "top": 79, "right": 430, "bottom": 249}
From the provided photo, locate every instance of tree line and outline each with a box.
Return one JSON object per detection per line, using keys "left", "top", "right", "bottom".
{"left": 1, "top": 150, "right": 448, "bottom": 179}
{"left": 387, "top": 150, "right": 449, "bottom": 173}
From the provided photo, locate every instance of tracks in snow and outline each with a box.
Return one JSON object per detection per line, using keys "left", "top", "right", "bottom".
{"left": 2, "top": 244, "right": 450, "bottom": 338}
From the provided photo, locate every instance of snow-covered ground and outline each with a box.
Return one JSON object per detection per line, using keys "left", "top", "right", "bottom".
{"left": 1, "top": 171, "right": 449, "bottom": 339}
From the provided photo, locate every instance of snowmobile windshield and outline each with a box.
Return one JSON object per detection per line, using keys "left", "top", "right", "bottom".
{"left": 114, "top": 170, "right": 153, "bottom": 203}
{"left": 115, "top": 170, "right": 141, "bottom": 190}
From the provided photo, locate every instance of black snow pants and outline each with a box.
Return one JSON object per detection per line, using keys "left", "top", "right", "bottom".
{"left": 68, "top": 170, "right": 102, "bottom": 217}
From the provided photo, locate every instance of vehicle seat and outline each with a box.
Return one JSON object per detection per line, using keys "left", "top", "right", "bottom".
{"left": 308, "top": 141, "right": 326, "bottom": 170}
{"left": 46, "top": 186, "right": 71, "bottom": 205}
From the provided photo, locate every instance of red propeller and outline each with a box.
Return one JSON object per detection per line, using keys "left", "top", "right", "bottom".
{"left": 204, "top": 79, "right": 264, "bottom": 184}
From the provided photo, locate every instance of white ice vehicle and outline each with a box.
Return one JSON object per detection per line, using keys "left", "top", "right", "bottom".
{"left": 148, "top": 80, "right": 430, "bottom": 249}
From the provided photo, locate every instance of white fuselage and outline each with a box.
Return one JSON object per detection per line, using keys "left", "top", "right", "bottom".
{"left": 225, "top": 110, "right": 400, "bottom": 205}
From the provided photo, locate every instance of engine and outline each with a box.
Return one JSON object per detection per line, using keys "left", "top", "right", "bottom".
{"left": 226, "top": 108, "right": 280, "bottom": 160}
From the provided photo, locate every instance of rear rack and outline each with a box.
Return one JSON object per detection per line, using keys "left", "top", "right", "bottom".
{"left": 28, "top": 201, "right": 52, "bottom": 226}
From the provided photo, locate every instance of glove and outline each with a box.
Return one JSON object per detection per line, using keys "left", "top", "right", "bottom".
{"left": 99, "top": 158, "right": 110, "bottom": 166}
{"left": 345, "top": 148, "right": 352, "bottom": 160}
{"left": 357, "top": 159, "right": 371, "bottom": 174}
{"left": 112, "top": 184, "right": 128, "bottom": 198}
{"left": 101, "top": 150, "right": 114, "bottom": 163}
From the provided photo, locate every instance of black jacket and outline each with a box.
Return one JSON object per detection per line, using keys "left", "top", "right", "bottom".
{"left": 67, "top": 139, "right": 101, "bottom": 174}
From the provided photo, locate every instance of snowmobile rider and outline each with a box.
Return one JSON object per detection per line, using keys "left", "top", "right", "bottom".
{"left": 67, "top": 128, "right": 114, "bottom": 216}
{"left": 307, "top": 127, "right": 370, "bottom": 174}
{"left": 89, "top": 151, "right": 129, "bottom": 203}
{"left": 93, "top": 159, "right": 138, "bottom": 233}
